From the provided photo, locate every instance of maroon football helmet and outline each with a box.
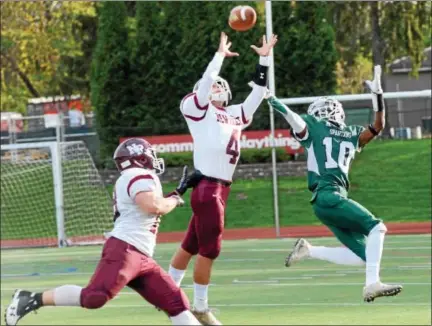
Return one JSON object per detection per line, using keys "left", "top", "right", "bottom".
{"left": 113, "top": 138, "right": 165, "bottom": 174}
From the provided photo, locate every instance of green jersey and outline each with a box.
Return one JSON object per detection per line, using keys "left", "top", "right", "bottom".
{"left": 296, "top": 114, "right": 365, "bottom": 193}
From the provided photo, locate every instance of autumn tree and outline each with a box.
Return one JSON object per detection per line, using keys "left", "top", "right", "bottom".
{"left": 1, "top": 1, "right": 96, "bottom": 113}
{"left": 330, "top": 1, "right": 430, "bottom": 94}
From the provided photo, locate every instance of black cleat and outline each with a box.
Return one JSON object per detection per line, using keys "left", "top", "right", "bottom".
{"left": 4, "top": 290, "right": 42, "bottom": 326}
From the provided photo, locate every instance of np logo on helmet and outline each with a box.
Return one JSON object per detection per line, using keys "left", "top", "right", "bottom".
{"left": 126, "top": 143, "right": 145, "bottom": 155}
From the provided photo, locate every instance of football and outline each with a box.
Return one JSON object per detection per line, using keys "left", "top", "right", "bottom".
{"left": 228, "top": 5, "right": 257, "bottom": 32}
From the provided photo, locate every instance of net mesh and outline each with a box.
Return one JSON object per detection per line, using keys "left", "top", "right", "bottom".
{"left": 1, "top": 142, "right": 112, "bottom": 248}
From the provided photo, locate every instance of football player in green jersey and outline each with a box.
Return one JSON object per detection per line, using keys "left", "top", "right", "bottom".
{"left": 267, "top": 66, "right": 402, "bottom": 302}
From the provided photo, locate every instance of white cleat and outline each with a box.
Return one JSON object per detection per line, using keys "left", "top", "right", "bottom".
{"left": 285, "top": 238, "right": 311, "bottom": 267}
{"left": 191, "top": 308, "right": 222, "bottom": 325}
{"left": 363, "top": 282, "right": 403, "bottom": 302}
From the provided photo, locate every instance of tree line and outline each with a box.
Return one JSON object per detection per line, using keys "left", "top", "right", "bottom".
{"left": 1, "top": 1, "right": 430, "bottom": 162}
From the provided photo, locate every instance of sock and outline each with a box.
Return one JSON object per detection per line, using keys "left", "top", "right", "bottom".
{"left": 53, "top": 285, "right": 82, "bottom": 306}
{"left": 170, "top": 310, "right": 201, "bottom": 325}
{"left": 309, "top": 246, "right": 365, "bottom": 266}
{"left": 365, "top": 223, "right": 387, "bottom": 286}
{"left": 168, "top": 265, "right": 186, "bottom": 287}
{"left": 193, "top": 283, "right": 208, "bottom": 312}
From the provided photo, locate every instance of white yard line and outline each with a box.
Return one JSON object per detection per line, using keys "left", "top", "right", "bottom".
{"left": 2, "top": 302, "right": 428, "bottom": 309}
{"left": 2, "top": 237, "right": 430, "bottom": 259}
{"left": 1, "top": 264, "right": 430, "bottom": 279}
{"left": 267, "top": 282, "right": 430, "bottom": 286}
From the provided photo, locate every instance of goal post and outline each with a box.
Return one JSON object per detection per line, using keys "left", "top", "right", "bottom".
{"left": 1, "top": 141, "right": 113, "bottom": 249}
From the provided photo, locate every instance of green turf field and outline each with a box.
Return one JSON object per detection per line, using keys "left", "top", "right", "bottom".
{"left": 1, "top": 235, "right": 431, "bottom": 325}
{"left": 1, "top": 139, "right": 430, "bottom": 240}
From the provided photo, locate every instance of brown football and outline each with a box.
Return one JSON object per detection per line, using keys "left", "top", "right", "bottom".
{"left": 228, "top": 5, "right": 257, "bottom": 32}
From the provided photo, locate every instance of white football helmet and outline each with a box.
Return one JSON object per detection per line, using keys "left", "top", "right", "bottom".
{"left": 307, "top": 97, "right": 345, "bottom": 127}
{"left": 193, "top": 76, "right": 232, "bottom": 107}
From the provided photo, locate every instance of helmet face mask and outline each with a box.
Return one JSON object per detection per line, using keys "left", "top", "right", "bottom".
{"left": 113, "top": 138, "right": 165, "bottom": 175}
{"left": 307, "top": 97, "right": 345, "bottom": 127}
{"left": 193, "top": 77, "right": 232, "bottom": 107}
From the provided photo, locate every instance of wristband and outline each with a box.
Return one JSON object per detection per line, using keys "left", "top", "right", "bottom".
{"left": 377, "top": 94, "right": 384, "bottom": 112}
{"left": 368, "top": 124, "right": 379, "bottom": 136}
{"left": 253, "top": 64, "right": 268, "bottom": 87}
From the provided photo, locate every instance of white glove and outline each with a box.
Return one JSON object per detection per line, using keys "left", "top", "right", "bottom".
{"left": 248, "top": 81, "right": 273, "bottom": 99}
{"left": 365, "top": 65, "right": 383, "bottom": 95}
{"left": 171, "top": 195, "right": 185, "bottom": 207}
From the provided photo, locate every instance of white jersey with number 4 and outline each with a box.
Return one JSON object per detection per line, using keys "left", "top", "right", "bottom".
{"left": 181, "top": 52, "right": 270, "bottom": 181}
{"left": 109, "top": 167, "right": 162, "bottom": 257}
{"left": 181, "top": 96, "right": 250, "bottom": 181}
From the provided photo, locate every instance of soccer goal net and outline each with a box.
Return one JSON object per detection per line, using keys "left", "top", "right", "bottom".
{"left": 1, "top": 141, "right": 113, "bottom": 249}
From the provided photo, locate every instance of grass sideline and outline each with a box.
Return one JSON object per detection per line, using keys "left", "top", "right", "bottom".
{"left": 1, "top": 235, "right": 431, "bottom": 325}
{"left": 1, "top": 139, "right": 430, "bottom": 240}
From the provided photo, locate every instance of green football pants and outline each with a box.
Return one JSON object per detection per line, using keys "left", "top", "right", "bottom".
{"left": 312, "top": 190, "right": 381, "bottom": 261}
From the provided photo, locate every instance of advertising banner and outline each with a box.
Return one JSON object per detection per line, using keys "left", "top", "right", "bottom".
{"left": 120, "top": 129, "right": 303, "bottom": 154}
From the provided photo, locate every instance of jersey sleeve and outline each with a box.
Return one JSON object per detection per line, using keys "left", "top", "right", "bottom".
{"left": 180, "top": 93, "right": 209, "bottom": 122}
{"left": 126, "top": 174, "right": 156, "bottom": 200}
{"left": 292, "top": 114, "right": 318, "bottom": 147}
{"left": 350, "top": 125, "right": 366, "bottom": 152}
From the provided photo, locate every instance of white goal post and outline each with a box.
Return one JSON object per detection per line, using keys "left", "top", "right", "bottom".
{"left": 1, "top": 141, "right": 113, "bottom": 249}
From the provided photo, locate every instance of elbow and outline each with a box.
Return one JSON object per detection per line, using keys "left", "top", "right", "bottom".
{"left": 374, "top": 120, "right": 385, "bottom": 133}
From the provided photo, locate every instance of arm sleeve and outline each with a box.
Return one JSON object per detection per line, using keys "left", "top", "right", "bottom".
{"left": 127, "top": 174, "right": 156, "bottom": 200}
{"left": 195, "top": 52, "right": 225, "bottom": 107}
{"left": 267, "top": 96, "right": 308, "bottom": 136}
{"left": 240, "top": 56, "right": 271, "bottom": 122}
{"left": 179, "top": 52, "right": 225, "bottom": 118}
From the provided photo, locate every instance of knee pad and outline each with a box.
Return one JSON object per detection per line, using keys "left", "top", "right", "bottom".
{"left": 199, "top": 240, "right": 222, "bottom": 260}
{"left": 80, "top": 288, "right": 110, "bottom": 309}
{"left": 369, "top": 222, "right": 387, "bottom": 235}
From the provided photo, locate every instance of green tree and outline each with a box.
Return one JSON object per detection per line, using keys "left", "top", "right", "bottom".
{"left": 269, "top": 1, "right": 337, "bottom": 128}
{"left": 330, "top": 1, "right": 430, "bottom": 94}
{"left": 1, "top": 1, "right": 95, "bottom": 112}
{"left": 132, "top": 1, "right": 264, "bottom": 135}
{"left": 91, "top": 1, "right": 134, "bottom": 161}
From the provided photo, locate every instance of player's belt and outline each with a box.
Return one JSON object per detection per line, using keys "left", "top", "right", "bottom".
{"left": 202, "top": 175, "right": 232, "bottom": 187}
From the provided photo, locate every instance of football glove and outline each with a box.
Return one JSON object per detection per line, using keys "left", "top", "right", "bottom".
{"left": 365, "top": 65, "right": 383, "bottom": 95}
{"left": 365, "top": 65, "right": 384, "bottom": 112}
{"left": 173, "top": 166, "right": 203, "bottom": 196}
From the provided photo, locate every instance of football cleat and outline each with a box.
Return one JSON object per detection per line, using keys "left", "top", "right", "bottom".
{"left": 363, "top": 282, "right": 403, "bottom": 302}
{"left": 4, "top": 290, "right": 42, "bottom": 326}
{"left": 285, "top": 238, "right": 311, "bottom": 267}
{"left": 191, "top": 308, "right": 222, "bottom": 325}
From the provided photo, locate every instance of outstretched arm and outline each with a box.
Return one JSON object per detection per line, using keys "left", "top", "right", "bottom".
{"left": 267, "top": 95, "right": 308, "bottom": 140}
{"left": 194, "top": 32, "right": 239, "bottom": 108}
{"left": 358, "top": 65, "right": 385, "bottom": 148}
{"left": 240, "top": 35, "right": 278, "bottom": 123}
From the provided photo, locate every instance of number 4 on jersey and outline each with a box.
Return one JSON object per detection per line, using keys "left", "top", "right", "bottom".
{"left": 226, "top": 129, "right": 240, "bottom": 164}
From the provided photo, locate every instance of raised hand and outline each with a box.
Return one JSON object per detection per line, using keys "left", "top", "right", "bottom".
{"left": 365, "top": 65, "right": 383, "bottom": 94}
{"left": 251, "top": 34, "right": 278, "bottom": 57}
{"left": 217, "top": 32, "right": 240, "bottom": 57}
